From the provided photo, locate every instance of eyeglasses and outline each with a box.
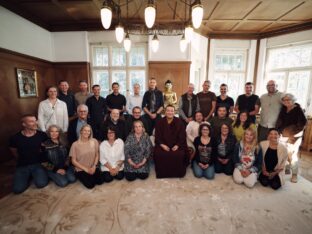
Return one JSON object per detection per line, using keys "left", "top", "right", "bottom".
{"left": 79, "top": 110, "right": 87, "bottom": 113}
{"left": 202, "top": 128, "right": 209, "bottom": 131}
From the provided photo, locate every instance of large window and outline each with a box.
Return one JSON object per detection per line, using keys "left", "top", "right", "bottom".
{"left": 91, "top": 44, "right": 147, "bottom": 97}
{"left": 211, "top": 50, "right": 247, "bottom": 102}
{"left": 264, "top": 43, "right": 312, "bottom": 110}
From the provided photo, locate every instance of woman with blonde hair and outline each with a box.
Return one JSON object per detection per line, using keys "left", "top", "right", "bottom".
{"left": 69, "top": 124, "right": 102, "bottom": 189}
{"left": 43, "top": 124, "right": 76, "bottom": 187}
{"left": 124, "top": 120, "right": 153, "bottom": 181}
{"left": 233, "top": 127, "right": 262, "bottom": 188}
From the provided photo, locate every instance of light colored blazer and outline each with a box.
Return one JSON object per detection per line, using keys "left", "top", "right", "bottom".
{"left": 260, "top": 140, "right": 288, "bottom": 185}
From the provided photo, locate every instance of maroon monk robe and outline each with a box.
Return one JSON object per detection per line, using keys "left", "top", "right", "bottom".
{"left": 154, "top": 116, "right": 189, "bottom": 178}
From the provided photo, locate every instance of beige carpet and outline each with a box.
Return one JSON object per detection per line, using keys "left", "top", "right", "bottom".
{"left": 0, "top": 168, "right": 311, "bottom": 234}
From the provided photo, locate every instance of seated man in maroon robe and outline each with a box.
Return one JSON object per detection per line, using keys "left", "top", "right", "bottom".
{"left": 154, "top": 105, "right": 189, "bottom": 178}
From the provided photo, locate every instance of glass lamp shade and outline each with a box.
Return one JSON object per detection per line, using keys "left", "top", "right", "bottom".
{"left": 192, "top": 2, "right": 203, "bottom": 29}
{"left": 124, "top": 33, "right": 131, "bottom": 52}
{"left": 101, "top": 6, "right": 112, "bottom": 29}
{"left": 185, "top": 25, "right": 194, "bottom": 42}
{"left": 115, "top": 25, "right": 125, "bottom": 43}
{"left": 145, "top": 5, "right": 156, "bottom": 28}
{"left": 180, "top": 34, "right": 188, "bottom": 53}
{"left": 151, "top": 34, "right": 159, "bottom": 53}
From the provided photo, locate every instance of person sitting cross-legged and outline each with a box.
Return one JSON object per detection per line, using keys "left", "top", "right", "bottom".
{"left": 99, "top": 126, "right": 125, "bottom": 183}
{"left": 124, "top": 120, "right": 153, "bottom": 181}
{"left": 10, "top": 114, "right": 49, "bottom": 194}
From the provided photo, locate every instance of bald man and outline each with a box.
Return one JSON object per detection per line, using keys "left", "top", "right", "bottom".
{"left": 9, "top": 114, "right": 49, "bottom": 194}
{"left": 258, "top": 80, "right": 282, "bottom": 142}
{"left": 98, "top": 109, "right": 126, "bottom": 141}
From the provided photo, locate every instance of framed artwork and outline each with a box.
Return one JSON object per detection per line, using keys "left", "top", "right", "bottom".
{"left": 16, "top": 68, "right": 38, "bottom": 98}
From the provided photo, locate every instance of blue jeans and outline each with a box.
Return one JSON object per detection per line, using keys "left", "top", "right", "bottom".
{"left": 13, "top": 164, "right": 49, "bottom": 194}
{"left": 47, "top": 166, "right": 76, "bottom": 187}
{"left": 192, "top": 161, "right": 215, "bottom": 180}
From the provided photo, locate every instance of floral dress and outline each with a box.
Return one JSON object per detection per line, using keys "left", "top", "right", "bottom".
{"left": 124, "top": 133, "right": 153, "bottom": 173}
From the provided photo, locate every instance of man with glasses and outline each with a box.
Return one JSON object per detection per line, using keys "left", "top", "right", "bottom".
{"left": 258, "top": 80, "right": 282, "bottom": 142}
{"left": 67, "top": 104, "right": 90, "bottom": 146}
{"left": 197, "top": 80, "right": 217, "bottom": 121}
{"left": 125, "top": 106, "right": 149, "bottom": 137}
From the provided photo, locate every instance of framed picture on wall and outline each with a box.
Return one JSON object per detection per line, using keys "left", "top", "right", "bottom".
{"left": 16, "top": 68, "right": 38, "bottom": 98}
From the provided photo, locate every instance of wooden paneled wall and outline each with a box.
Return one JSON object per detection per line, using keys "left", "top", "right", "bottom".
{"left": 54, "top": 62, "right": 91, "bottom": 93}
{"left": 0, "top": 48, "right": 90, "bottom": 162}
{"left": 148, "top": 61, "right": 191, "bottom": 97}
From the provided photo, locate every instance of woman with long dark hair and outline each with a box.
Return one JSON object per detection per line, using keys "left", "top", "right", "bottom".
{"left": 232, "top": 110, "right": 256, "bottom": 142}
{"left": 192, "top": 123, "right": 215, "bottom": 180}
{"left": 213, "top": 123, "right": 236, "bottom": 175}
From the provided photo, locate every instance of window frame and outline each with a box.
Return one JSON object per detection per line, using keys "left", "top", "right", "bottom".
{"left": 263, "top": 41, "right": 312, "bottom": 111}
{"left": 211, "top": 48, "right": 249, "bottom": 101}
{"left": 90, "top": 42, "right": 148, "bottom": 97}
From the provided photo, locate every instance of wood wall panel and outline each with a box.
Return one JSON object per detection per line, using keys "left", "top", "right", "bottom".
{"left": 0, "top": 49, "right": 54, "bottom": 162}
{"left": 0, "top": 48, "right": 90, "bottom": 162}
{"left": 148, "top": 61, "right": 191, "bottom": 98}
{"left": 54, "top": 62, "right": 91, "bottom": 93}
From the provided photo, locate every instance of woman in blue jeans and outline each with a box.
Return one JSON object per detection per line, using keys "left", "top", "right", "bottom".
{"left": 42, "top": 125, "right": 76, "bottom": 187}
{"left": 192, "top": 123, "right": 215, "bottom": 179}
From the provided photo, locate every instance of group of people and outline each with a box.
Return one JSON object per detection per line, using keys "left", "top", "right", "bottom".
{"left": 9, "top": 77, "right": 307, "bottom": 194}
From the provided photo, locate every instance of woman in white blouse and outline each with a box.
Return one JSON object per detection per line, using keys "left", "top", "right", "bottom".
{"left": 38, "top": 86, "right": 68, "bottom": 132}
{"left": 99, "top": 126, "right": 125, "bottom": 182}
{"left": 186, "top": 111, "right": 206, "bottom": 160}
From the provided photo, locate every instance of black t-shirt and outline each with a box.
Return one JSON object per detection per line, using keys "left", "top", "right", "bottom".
{"left": 194, "top": 136, "right": 213, "bottom": 165}
{"left": 106, "top": 93, "right": 126, "bottom": 111}
{"left": 236, "top": 94, "right": 260, "bottom": 122}
{"left": 264, "top": 147, "right": 278, "bottom": 172}
{"left": 9, "top": 131, "right": 48, "bottom": 167}
{"left": 215, "top": 96, "right": 234, "bottom": 117}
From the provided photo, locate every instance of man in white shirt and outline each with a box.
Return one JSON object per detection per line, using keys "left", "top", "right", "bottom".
{"left": 126, "top": 83, "right": 143, "bottom": 115}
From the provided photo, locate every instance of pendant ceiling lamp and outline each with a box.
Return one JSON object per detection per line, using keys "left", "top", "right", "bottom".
{"left": 145, "top": 0, "right": 156, "bottom": 28}
{"left": 115, "top": 24, "right": 124, "bottom": 43}
{"left": 100, "top": 1, "right": 112, "bottom": 29}
{"left": 185, "top": 23, "right": 193, "bottom": 42}
{"left": 151, "top": 33, "right": 159, "bottom": 52}
{"left": 180, "top": 33, "right": 187, "bottom": 53}
{"left": 124, "top": 32, "right": 131, "bottom": 52}
{"left": 192, "top": 0, "right": 203, "bottom": 29}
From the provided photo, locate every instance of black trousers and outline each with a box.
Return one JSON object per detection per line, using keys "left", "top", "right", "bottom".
{"left": 125, "top": 172, "right": 149, "bottom": 181}
{"left": 214, "top": 159, "right": 234, "bottom": 176}
{"left": 75, "top": 169, "right": 103, "bottom": 189}
{"left": 259, "top": 172, "right": 281, "bottom": 190}
{"left": 143, "top": 114, "right": 161, "bottom": 136}
{"left": 100, "top": 171, "right": 124, "bottom": 183}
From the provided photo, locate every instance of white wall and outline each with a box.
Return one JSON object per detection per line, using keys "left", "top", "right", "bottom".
{"left": 0, "top": 6, "right": 53, "bottom": 61}
{"left": 88, "top": 31, "right": 148, "bottom": 44}
{"left": 52, "top": 32, "right": 89, "bottom": 62}
{"left": 190, "top": 32, "right": 208, "bottom": 93}
{"left": 266, "top": 29, "right": 312, "bottom": 48}
{"left": 148, "top": 35, "right": 191, "bottom": 61}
